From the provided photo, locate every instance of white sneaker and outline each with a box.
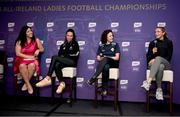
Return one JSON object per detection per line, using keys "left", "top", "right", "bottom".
{"left": 141, "top": 80, "right": 151, "bottom": 91}
{"left": 156, "top": 88, "right": 164, "bottom": 100}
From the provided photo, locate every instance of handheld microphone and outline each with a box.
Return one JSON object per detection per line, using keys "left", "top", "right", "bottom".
{"left": 154, "top": 40, "right": 157, "bottom": 47}
{"left": 153, "top": 40, "right": 158, "bottom": 54}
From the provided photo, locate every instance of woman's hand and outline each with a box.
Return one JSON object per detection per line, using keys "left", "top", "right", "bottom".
{"left": 152, "top": 47, "right": 157, "bottom": 54}
{"left": 110, "top": 53, "right": 120, "bottom": 61}
{"left": 97, "top": 55, "right": 104, "bottom": 61}
{"left": 34, "top": 49, "right": 40, "bottom": 57}
{"left": 148, "top": 59, "right": 155, "bottom": 66}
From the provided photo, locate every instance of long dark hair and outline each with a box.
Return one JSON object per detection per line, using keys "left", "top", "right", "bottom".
{"left": 156, "top": 27, "right": 168, "bottom": 39}
{"left": 64, "top": 28, "right": 76, "bottom": 43}
{"left": 100, "top": 29, "right": 113, "bottom": 44}
{"left": 15, "top": 25, "right": 36, "bottom": 47}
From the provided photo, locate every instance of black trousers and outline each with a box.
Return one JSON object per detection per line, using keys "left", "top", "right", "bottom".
{"left": 47, "top": 55, "right": 75, "bottom": 81}
{"left": 92, "top": 57, "right": 119, "bottom": 90}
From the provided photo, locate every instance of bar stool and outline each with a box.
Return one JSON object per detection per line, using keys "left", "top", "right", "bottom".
{"left": 52, "top": 67, "right": 77, "bottom": 106}
{"left": 146, "top": 70, "right": 173, "bottom": 113}
{"left": 94, "top": 68, "right": 119, "bottom": 111}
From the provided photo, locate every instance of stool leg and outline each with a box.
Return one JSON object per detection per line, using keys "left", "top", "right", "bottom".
{"left": 13, "top": 76, "right": 18, "bottom": 104}
{"left": 35, "top": 76, "right": 40, "bottom": 97}
{"left": 14, "top": 76, "right": 18, "bottom": 96}
{"left": 51, "top": 77, "right": 55, "bottom": 103}
{"left": 94, "top": 79, "right": 98, "bottom": 108}
{"left": 146, "top": 91, "right": 150, "bottom": 112}
{"left": 170, "top": 82, "right": 173, "bottom": 113}
{"left": 69, "top": 79, "right": 73, "bottom": 107}
{"left": 32, "top": 76, "right": 37, "bottom": 97}
{"left": 114, "top": 79, "right": 118, "bottom": 111}
{"left": 74, "top": 77, "right": 77, "bottom": 102}
{"left": 101, "top": 84, "right": 104, "bottom": 104}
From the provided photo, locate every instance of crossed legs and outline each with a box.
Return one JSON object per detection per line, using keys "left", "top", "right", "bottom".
{"left": 19, "top": 63, "right": 36, "bottom": 94}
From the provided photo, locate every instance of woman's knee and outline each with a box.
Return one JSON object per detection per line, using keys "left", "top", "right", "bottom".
{"left": 153, "top": 56, "right": 163, "bottom": 64}
{"left": 19, "top": 64, "right": 27, "bottom": 70}
{"left": 155, "top": 56, "right": 163, "bottom": 61}
{"left": 28, "top": 63, "right": 36, "bottom": 70}
{"left": 103, "top": 64, "right": 110, "bottom": 71}
{"left": 51, "top": 55, "right": 60, "bottom": 63}
{"left": 159, "top": 64, "right": 165, "bottom": 71}
{"left": 55, "top": 63, "right": 60, "bottom": 69}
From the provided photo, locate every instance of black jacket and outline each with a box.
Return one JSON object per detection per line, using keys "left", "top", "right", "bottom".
{"left": 146, "top": 38, "right": 173, "bottom": 64}
{"left": 58, "top": 40, "right": 79, "bottom": 66}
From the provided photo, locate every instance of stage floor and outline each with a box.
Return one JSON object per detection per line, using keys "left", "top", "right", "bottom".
{"left": 0, "top": 96, "right": 179, "bottom": 116}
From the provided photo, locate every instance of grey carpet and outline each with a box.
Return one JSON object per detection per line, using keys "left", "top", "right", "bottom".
{"left": 53, "top": 100, "right": 120, "bottom": 116}
{"left": 0, "top": 96, "right": 180, "bottom": 116}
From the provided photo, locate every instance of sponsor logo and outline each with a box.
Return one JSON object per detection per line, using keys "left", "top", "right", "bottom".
{"left": 8, "top": 22, "right": 15, "bottom": 28}
{"left": 78, "top": 41, "right": 85, "bottom": 46}
{"left": 0, "top": 40, "right": 5, "bottom": 45}
{"left": 56, "top": 41, "right": 64, "bottom": 45}
{"left": 88, "top": 66, "right": 94, "bottom": 69}
{"left": 120, "top": 80, "right": 128, "bottom": 85}
{"left": 47, "top": 22, "right": 54, "bottom": 27}
{"left": 145, "top": 42, "right": 150, "bottom": 48}
{"left": 45, "top": 58, "right": 51, "bottom": 63}
{"left": 67, "top": 22, "right": 75, "bottom": 28}
{"left": 27, "top": 22, "right": 34, "bottom": 27}
{"left": 121, "top": 85, "right": 127, "bottom": 89}
{"left": 134, "top": 22, "right": 142, "bottom": 28}
{"left": 145, "top": 42, "right": 150, "bottom": 52}
{"left": 111, "top": 22, "right": 119, "bottom": 28}
{"left": 122, "top": 42, "right": 130, "bottom": 47}
{"left": 157, "top": 22, "right": 166, "bottom": 27}
{"left": 87, "top": 60, "right": 95, "bottom": 65}
{"left": 7, "top": 57, "right": 14, "bottom": 62}
{"left": 88, "top": 22, "right": 96, "bottom": 28}
{"left": 134, "top": 22, "right": 142, "bottom": 32}
{"left": 132, "top": 61, "right": 140, "bottom": 67}
{"left": 76, "top": 77, "right": 84, "bottom": 83}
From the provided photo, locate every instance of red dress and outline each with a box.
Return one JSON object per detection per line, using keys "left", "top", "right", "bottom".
{"left": 13, "top": 39, "right": 40, "bottom": 75}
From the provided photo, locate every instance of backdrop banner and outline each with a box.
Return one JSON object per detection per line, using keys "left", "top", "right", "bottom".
{"left": 0, "top": 0, "right": 179, "bottom": 103}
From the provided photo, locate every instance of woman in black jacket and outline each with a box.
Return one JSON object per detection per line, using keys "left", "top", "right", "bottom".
{"left": 141, "top": 27, "right": 173, "bottom": 100}
{"left": 36, "top": 29, "right": 79, "bottom": 94}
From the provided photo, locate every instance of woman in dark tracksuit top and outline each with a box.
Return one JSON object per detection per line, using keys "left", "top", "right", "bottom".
{"left": 87, "top": 29, "right": 120, "bottom": 96}
{"left": 141, "top": 27, "right": 173, "bottom": 100}
{"left": 36, "top": 29, "right": 79, "bottom": 94}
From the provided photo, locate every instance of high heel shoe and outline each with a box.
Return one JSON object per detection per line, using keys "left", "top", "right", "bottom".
{"left": 27, "top": 84, "right": 33, "bottom": 94}
{"left": 21, "top": 83, "right": 27, "bottom": 91}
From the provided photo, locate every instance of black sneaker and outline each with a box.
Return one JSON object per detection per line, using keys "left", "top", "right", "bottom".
{"left": 101, "top": 89, "right": 107, "bottom": 96}
{"left": 87, "top": 78, "right": 96, "bottom": 86}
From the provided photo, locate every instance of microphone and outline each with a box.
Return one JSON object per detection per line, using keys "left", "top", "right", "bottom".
{"left": 153, "top": 40, "right": 157, "bottom": 54}
{"left": 154, "top": 40, "right": 157, "bottom": 47}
